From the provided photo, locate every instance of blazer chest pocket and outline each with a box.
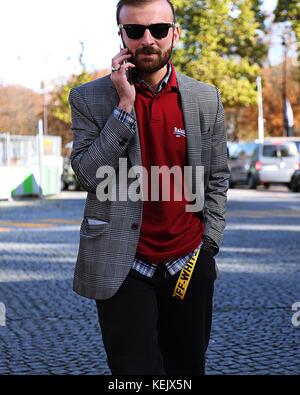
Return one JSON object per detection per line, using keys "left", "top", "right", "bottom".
{"left": 80, "top": 217, "right": 109, "bottom": 238}
{"left": 201, "top": 127, "right": 212, "bottom": 137}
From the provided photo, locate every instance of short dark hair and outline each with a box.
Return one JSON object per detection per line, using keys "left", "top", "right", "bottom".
{"left": 116, "top": 0, "right": 176, "bottom": 25}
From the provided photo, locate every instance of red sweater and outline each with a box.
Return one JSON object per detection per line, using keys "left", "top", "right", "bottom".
{"left": 135, "top": 64, "right": 204, "bottom": 262}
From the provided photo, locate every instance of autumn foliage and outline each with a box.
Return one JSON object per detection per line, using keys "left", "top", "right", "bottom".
{"left": 227, "top": 61, "right": 300, "bottom": 140}
{"left": 0, "top": 85, "right": 42, "bottom": 135}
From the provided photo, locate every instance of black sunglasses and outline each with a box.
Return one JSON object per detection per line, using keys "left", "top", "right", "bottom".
{"left": 119, "top": 23, "right": 175, "bottom": 40}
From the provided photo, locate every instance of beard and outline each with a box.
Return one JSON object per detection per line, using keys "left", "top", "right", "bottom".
{"left": 131, "top": 44, "right": 173, "bottom": 74}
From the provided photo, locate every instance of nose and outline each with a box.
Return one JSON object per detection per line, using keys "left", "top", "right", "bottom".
{"left": 140, "top": 28, "right": 155, "bottom": 46}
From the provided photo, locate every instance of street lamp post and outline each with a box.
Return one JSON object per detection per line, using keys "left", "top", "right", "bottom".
{"left": 41, "top": 80, "right": 48, "bottom": 135}
{"left": 282, "top": 31, "right": 295, "bottom": 137}
{"left": 282, "top": 34, "right": 288, "bottom": 136}
{"left": 256, "top": 76, "right": 264, "bottom": 143}
{"left": 38, "top": 119, "right": 44, "bottom": 198}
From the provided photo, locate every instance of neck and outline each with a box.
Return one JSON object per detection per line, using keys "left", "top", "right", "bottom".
{"left": 137, "top": 65, "right": 168, "bottom": 92}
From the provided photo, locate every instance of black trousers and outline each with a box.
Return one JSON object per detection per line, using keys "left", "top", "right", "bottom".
{"left": 96, "top": 249, "right": 216, "bottom": 375}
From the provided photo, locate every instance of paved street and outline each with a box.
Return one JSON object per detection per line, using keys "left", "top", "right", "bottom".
{"left": 0, "top": 187, "right": 299, "bottom": 375}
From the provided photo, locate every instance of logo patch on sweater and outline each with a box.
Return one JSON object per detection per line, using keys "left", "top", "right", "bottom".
{"left": 173, "top": 127, "right": 186, "bottom": 138}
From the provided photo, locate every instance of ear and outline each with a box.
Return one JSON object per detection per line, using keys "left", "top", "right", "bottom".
{"left": 172, "top": 24, "right": 181, "bottom": 48}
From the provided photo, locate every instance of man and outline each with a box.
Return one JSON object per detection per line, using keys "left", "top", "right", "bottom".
{"left": 69, "top": 0, "right": 229, "bottom": 375}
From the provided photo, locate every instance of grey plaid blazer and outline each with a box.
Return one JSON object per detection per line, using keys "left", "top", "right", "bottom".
{"left": 69, "top": 72, "right": 229, "bottom": 300}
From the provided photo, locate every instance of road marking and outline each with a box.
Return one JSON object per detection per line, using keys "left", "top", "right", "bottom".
{"left": 228, "top": 210, "right": 300, "bottom": 218}
{"left": 41, "top": 219, "right": 81, "bottom": 224}
{"left": 227, "top": 223, "right": 300, "bottom": 231}
{"left": 0, "top": 228, "right": 10, "bottom": 232}
{"left": 288, "top": 205, "right": 300, "bottom": 211}
{"left": 0, "top": 221, "right": 54, "bottom": 228}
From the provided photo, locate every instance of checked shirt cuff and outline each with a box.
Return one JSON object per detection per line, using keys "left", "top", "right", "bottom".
{"left": 113, "top": 107, "right": 136, "bottom": 130}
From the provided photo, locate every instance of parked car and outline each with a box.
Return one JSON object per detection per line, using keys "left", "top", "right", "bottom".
{"left": 228, "top": 140, "right": 300, "bottom": 189}
{"left": 228, "top": 141, "right": 257, "bottom": 187}
{"left": 291, "top": 169, "right": 300, "bottom": 192}
{"left": 265, "top": 137, "right": 300, "bottom": 157}
{"left": 291, "top": 138, "right": 300, "bottom": 156}
{"left": 248, "top": 140, "right": 299, "bottom": 189}
{"left": 61, "top": 157, "right": 82, "bottom": 191}
{"left": 61, "top": 141, "right": 84, "bottom": 191}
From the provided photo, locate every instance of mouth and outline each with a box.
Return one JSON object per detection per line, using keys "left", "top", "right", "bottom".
{"left": 137, "top": 48, "right": 159, "bottom": 56}
{"left": 141, "top": 53, "right": 157, "bottom": 56}
{"left": 138, "top": 53, "right": 158, "bottom": 59}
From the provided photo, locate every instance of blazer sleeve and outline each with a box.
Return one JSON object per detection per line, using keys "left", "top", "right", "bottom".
{"left": 69, "top": 87, "right": 136, "bottom": 193}
{"left": 203, "top": 87, "right": 230, "bottom": 251}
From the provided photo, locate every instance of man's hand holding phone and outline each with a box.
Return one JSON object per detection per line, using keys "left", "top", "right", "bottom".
{"left": 111, "top": 48, "right": 136, "bottom": 113}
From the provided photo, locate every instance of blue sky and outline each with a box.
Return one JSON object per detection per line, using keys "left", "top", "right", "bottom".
{"left": 1, "top": 0, "right": 281, "bottom": 91}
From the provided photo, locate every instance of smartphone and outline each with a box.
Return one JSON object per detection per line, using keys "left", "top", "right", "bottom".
{"left": 120, "top": 39, "right": 134, "bottom": 84}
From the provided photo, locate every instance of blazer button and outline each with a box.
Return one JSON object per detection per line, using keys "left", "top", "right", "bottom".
{"left": 131, "top": 223, "right": 139, "bottom": 230}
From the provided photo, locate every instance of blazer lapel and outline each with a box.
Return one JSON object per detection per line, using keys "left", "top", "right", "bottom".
{"left": 177, "top": 74, "right": 203, "bottom": 198}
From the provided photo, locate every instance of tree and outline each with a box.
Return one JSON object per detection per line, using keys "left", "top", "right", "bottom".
{"left": 262, "top": 61, "right": 299, "bottom": 136}
{"left": 49, "top": 41, "right": 109, "bottom": 127}
{"left": 47, "top": 69, "right": 110, "bottom": 155}
{"left": 274, "top": 0, "right": 300, "bottom": 75}
{"left": 226, "top": 61, "right": 300, "bottom": 140}
{"left": 50, "top": 69, "right": 95, "bottom": 125}
{"left": 172, "top": 0, "right": 268, "bottom": 107}
{"left": 275, "top": 0, "right": 300, "bottom": 39}
{"left": 0, "top": 85, "right": 42, "bottom": 134}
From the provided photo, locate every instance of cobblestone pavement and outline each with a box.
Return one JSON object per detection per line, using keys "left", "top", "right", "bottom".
{"left": 0, "top": 187, "right": 299, "bottom": 375}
